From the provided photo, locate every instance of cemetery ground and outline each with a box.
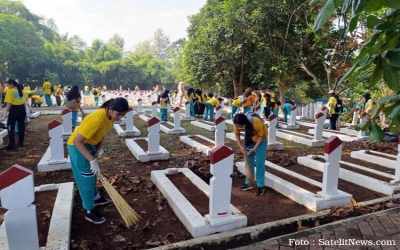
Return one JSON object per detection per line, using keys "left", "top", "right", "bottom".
{"left": 0, "top": 111, "right": 399, "bottom": 249}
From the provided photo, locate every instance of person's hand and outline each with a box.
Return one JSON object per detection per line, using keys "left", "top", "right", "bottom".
{"left": 90, "top": 159, "right": 100, "bottom": 175}
{"left": 239, "top": 145, "right": 246, "bottom": 154}
{"left": 94, "top": 147, "right": 104, "bottom": 158}
{"left": 247, "top": 149, "right": 255, "bottom": 155}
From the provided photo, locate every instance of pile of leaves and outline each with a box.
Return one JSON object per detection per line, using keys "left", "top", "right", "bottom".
{"left": 343, "top": 141, "right": 397, "bottom": 155}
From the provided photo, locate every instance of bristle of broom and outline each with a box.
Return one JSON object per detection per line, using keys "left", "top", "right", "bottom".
{"left": 98, "top": 174, "right": 142, "bottom": 228}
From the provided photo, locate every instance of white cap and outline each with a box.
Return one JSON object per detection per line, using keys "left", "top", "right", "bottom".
{"left": 328, "top": 90, "right": 335, "bottom": 94}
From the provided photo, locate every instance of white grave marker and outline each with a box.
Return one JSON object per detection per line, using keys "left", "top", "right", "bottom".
{"left": 62, "top": 109, "right": 72, "bottom": 137}
{"left": 214, "top": 117, "right": 225, "bottom": 147}
{"left": 0, "top": 165, "right": 38, "bottom": 250}
{"left": 318, "top": 136, "right": 342, "bottom": 197}
{"left": 314, "top": 112, "right": 324, "bottom": 141}
{"left": 151, "top": 101, "right": 158, "bottom": 118}
{"left": 215, "top": 105, "right": 223, "bottom": 119}
{"left": 148, "top": 117, "right": 161, "bottom": 154}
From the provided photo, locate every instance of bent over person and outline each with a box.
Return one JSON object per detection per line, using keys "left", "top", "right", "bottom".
{"left": 67, "top": 97, "right": 129, "bottom": 224}
{"left": 233, "top": 113, "right": 268, "bottom": 196}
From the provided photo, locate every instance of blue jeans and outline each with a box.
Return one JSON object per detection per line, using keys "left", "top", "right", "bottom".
{"left": 44, "top": 94, "right": 52, "bottom": 107}
{"left": 203, "top": 102, "right": 214, "bottom": 121}
{"left": 189, "top": 100, "right": 195, "bottom": 117}
{"left": 160, "top": 108, "right": 168, "bottom": 121}
{"left": 72, "top": 110, "right": 78, "bottom": 126}
{"left": 94, "top": 97, "right": 99, "bottom": 106}
{"left": 273, "top": 108, "right": 279, "bottom": 117}
{"left": 67, "top": 144, "right": 98, "bottom": 211}
{"left": 245, "top": 140, "right": 267, "bottom": 188}
{"left": 230, "top": 105, "right": 238, "bottom": 118}
{"left": 243, "top": 106, "right": 251, "bottom": 113}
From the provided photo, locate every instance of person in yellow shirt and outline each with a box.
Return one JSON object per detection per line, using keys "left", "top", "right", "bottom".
{"left": 23, "top": 84, "right": 31, "bottom": 91}
{"left": 2, "top": 83, "right": 9, "bottom": 105}
{"left": 28, "top": 94, "right": 43, "bottom": 107}
{"left": 266, "top": 87, "right": 280, "bottom": 116}
{"left": 194, "top": 89, "right": 207, "bottom": 118}
{"left": 203, "top": 93, "right": 223, "bottom": 121}
{"left": 363, "top": 93, "right": 376, "bottom": 119}
{"left": 2, "top": 79, "right": 28, "bottom": 150}
{"left": 185, "top": 88, "right": 195, "bottom": 117}
{"left": 327, "top": 90, "right": 339, "bottom": 130}
{"left": 42, "top": 78, "right": 53, "bottom": 107}
{"left": 158, "top": 90, "right": 170, "bottom": 122}
{"left": 92, "top": 87, "right": 100, "bottom": 106}
{"left": 55, "top": 85, "right": 64, "bottom": 106}
{"left": 233, "top": 112, "right": 268, "bottom": 196}
{"left": 241, "top": 90, "right": 256, "bottom": 113}
{"left": 0, "top": 83, "right": 3, "bottom": 104}
{"left": 84, "top": 85, "right": 89, "bottom": 95}
{"left": 66, "top": 85, "right": 85, "bottom": 128}
{"left": 67, "top": 97, "right": 129, "bottom": 224}
{"left": 230, "top": 97, "right": 241, "bottom": 118}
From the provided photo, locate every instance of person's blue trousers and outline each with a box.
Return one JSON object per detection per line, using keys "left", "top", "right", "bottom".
{"left": 44, "top": 94, "right": 52, "bottom": 107}
{"left": 72, "top": 110, "right": 78, "bottom": 126}
{"left": 244, "top": 140, "right": 268, "bottom": 188}
{"left": 67, "top": 144, "right": 98, "bottom": 211}
{"left": 160, "top": 108, "right": 168, "bottom": 121}
{"left": 203, "top": 102, "right": 214, "bottom": 121}
{"left": 243, "top": 106, "right": 251, "bottom": 113}
{"left": 230, "top": 105, "right": 238, "bottom": 118}
{"left": 189, "top": 100, "right": 195, "bottom": 117}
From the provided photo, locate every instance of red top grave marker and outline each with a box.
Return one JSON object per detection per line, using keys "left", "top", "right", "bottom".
{"left": 215, "top": 116, "right": 225, "bottom": 125}
{"left": 291, "top": 106, "right": 297, "bottom": 111}
{"left": 0, "top": 165, "right": 32, "bottom": 190}
{"left": 48, "top": 120, "right": 62, "bottom": 130}
{"left": 267, "top": 114, "right": 277, "bottom": 121}
{"left": 138, "top": 99, "right": 142, "bottom": 102}
{"left": 147, "top": 117, "right": 160, "bottom": 127}
{"left": 152, "top": 101, "right": 157, "bottom": 106}
{"left": 324, "top": 136, "right": 342, "bottom": 154}
{"left": 315, "top": 112, "right": 324, "bottom": 119}
{"left": 128, "top": 107, "right": 133, "bottom": 112}
{"left": 173, "top": 107, "right": 180, "bottom": 112}
{"left": 210, "top": 145, "right": 233, "bottom": 164}
{"left": 216, "top": 105, "right": 222, "bottom": 111}
{"left": 62, "top": 109, "right": 71, "bottom": 115}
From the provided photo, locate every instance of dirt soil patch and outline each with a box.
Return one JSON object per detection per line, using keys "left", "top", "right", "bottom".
{"left": 134, "top": 138, "right": 148, "bottom": 152}
{"left": 189, "top": 135, "right": 215, "bottom": 148}
{"left": 0, "top": 111, "right": 397, "bottom": 249}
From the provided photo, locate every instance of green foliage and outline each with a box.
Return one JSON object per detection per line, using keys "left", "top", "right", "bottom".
{"left": 312, "top": 0, "right": 400, "bottom": 141}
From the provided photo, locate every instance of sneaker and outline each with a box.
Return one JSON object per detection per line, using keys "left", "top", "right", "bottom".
{"left": 1, "top": 145, "right": 17, "bottom": 151}
{"left": 254, "top": 187, "right": 265, "bottom": 196}
{"left": 94, "top": 196, "right": 111, "bottom": 207}
{"left": 239, "top": 184, "right": 253, "bottom": 191}
{"left": 85, "top": 209, "right": 106, "bottom": 224}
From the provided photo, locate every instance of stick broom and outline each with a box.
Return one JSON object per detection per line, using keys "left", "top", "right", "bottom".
{"left": 242, "top": 138, "right": 256, "bottom": 187}
{"left": 97, "top": 174, "right": 141, "bottom": 228}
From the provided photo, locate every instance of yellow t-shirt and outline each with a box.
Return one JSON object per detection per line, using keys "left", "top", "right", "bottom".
{"left": 32, "top": 95, "right": 43, "bottom": 104}
{"left": 207, "top": 98, "right": 220, "bottom": 107}
{"left": 84, "top": 86, "right": 89, "bottom": 91}
{"left": 92, "top": 89, "right": 100, "bottom": 97}
{"left": 328, "top": 96, "right": 338, "bottom": 114}
{"left": 55, "top": 87, "right": 63, "bottom": 97}
{"left": 0, "top": 85, "right": 3, "bottom": 93}
{"left": 242, "top": 95, "right": 255, "bottom": 108}
{"left": 196, "top": 93, "right": 208, "bottom": 104}
{"left": 4, "top": 85, "right": 9, "bottom": 93}
{"left": 159, "top": 97, "right": 168, "bottom": 109}
{"left": 68, "top": 108, "right": 114, "bottom": 146}
{"left": 364, "top": 99, "right": 375, "bottom": 116}
{"left": 24, "top": 86, "right": 31, "bottom": 91}
{"left": 270, "top": 96, "right": 279, "bottom": 110}
{"left": 185, "top": 93, "right": 195, "bottom": 101}
{"left": 5, "top": 88, "right": 28, "bottom": 105}
{"left": 43, "top": 81, "right": 52, "bottom": 95}
{"left": 232, "top": 98, "right": 241, "bottom": 107}
{"left": 234, "top": 116, "right": 268, "bottom": 142}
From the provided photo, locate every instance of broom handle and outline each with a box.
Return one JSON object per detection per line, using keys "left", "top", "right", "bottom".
{"left": 242, "top": 137, "right": 256, "bottom": 187}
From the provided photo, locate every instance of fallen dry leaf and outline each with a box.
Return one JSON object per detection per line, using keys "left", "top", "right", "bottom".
{"left": 157, "top": 205, "right": 163, "bottom": 211}
{"left": 80, "top": 240, "right": 92, "bottom": 250}
{"left": 113, "top": 234, "right": 126, "bottom": 242}
{"left": 40, "top": 210, "right": 51, "bottom": 221}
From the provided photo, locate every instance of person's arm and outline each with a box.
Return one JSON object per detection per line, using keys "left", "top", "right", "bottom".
{"left": 235, "top": 133, "right": 246, "bottom": 154}
{"left": 73, "top": 133, "right": 96, "bottom": 162}
{"left": 247, "top": 136, "right": 263, "bottom": 155}
{"left": 4, "top": 103, "right": 11, "bottom": 117}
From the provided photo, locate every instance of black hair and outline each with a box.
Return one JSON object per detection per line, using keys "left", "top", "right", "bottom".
{"left": 217, "top": 97, "right": 223, "bottom": 102}
{"left": 194, "top": 89, "right": 202, "bottom": 95}
{"left": 101, "top": 97, "right": 129, "bottom": 112}
{"left": 207, "top": 92, "right": 214, "bottom": 98}
{"left": 186, "top": 88, "right": 194, "bottom": 96}
{"left": 161, "top": 90, "right": 170, "bottom": 99}
{"left": 44, "top": 78, "right": 48, "bottom": 82}
{"left": 6, "top": 79, "right": 23, "bottom": 97}
{"left": 28, "top": 94, "right": 33, "bottom": 98}
{"left": 245, "top": 91, "right": 252, "bottom": 97}
{"left": 67, "top": 85, "right": 81, "bottom": 101}
{"left": 233, "top": 113, "right": 254, "bottom": 146}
